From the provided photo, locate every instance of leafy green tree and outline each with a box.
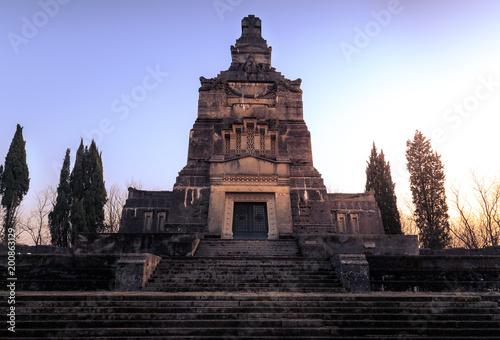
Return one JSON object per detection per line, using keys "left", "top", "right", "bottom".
{"left": 49, "top": 149, "right": 72, "bottom": 247}
{"left": 0, "top": 124, "right": 30, "bottom": 241}
{"left": 365, "top": 143, "right": 402, "bottom": 234}
{"left": 406, "top": 130, "right": 450, "bottom": 249}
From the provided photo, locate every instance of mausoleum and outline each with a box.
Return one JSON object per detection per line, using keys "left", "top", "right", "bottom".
{"left": 119, "top": 15, "right": 384, "bottom": 239}
{"left": 4, "top": 15, "right": 499, "bottom": 339}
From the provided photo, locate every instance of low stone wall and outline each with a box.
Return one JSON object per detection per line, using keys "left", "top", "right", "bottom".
{"left": 420, "top": 246, "right": 500, "bottom": 256}
{"left": 74, "top": 233, "right": 200, "bottom": 256}
{"left": 0, "top": 254, "right": 120, "bottom": 291}
{"left": 297, "top": 234, "right": 419, "bottom": 258}
{"left": 368, "top": 255, "right": 500, "bottom": 292}
{"left": 0, "top": 244, "right": 71, "bottom": 254}
{"left": 0, "top": 253, "right": 119, "bottom": 267}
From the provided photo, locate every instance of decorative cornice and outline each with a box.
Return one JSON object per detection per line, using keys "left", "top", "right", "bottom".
{"left": 199, "top": 77, "right": 302, "bottom": 95}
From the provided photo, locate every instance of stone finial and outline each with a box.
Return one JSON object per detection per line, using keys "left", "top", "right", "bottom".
{"left": 241, "top": 15, "right": 262, "bottom": 38}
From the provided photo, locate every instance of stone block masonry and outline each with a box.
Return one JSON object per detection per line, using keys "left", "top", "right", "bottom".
{"left": 119, "top": 15, "right": 385, "bottom": 239}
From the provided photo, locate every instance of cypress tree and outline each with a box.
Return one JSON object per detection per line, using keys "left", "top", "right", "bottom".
{"left": 365, "top": 143, "right": 402, "bottom": 234}
{"left": 70, "top": 140, "right": 86, "bottom": 201}
{"left": 406, "top": 130, "right": 450, "bottom": 249}
{"left": 0, "top": 164, "right": 3, "bottom": 196}
{"left": 69, "top": 140, "right": 88, "bottom": 238}
{"left": 49, "top": 149, "right": 72, "bottom": 247}
{"left": 70, "top": 198, "right": 87, "bottom": 244}
{"left": 365, "top": 143, "right": 380, "bottom": 194}
{"left": 1, "top": 124, "right": 30, "bottom": 241}
{"left": 67, "top": 139, "right": 107, "bottom": 242}
{"left": 83, "top": 141, "right": 107, "bottom": 233}
{"left": 0, "top": 165, "right": 2, "bottom": 230}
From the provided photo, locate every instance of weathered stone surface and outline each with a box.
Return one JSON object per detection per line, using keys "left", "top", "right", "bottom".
{"left": 298, "top": 234, "right": 419, "bottom": 257}
{"left": 119, "top": 15, "right": 385, "bottom": 240}
{"left": 420, "top": 245, "right": 500, "bottom": 256}
{"left": 332, "top": 254, "right": 370, "bottom": 292}
{"left": 368, "top": 255, "right": 500, "bottom": 292}
{"left": 327, "top": 192, "right": 384, "bottom": 234}
{"left": 0, "top": 243, "right": 71, "bottom": 254}
{"left": 74, "top": 233, "right": 200, "bottom": 256}
{"left": 114, "top": 253, "right": 161, "bottom": 291}
{"left": 0, "top": 254, "right": 118, "bottom": 291}
{"left": 119, "top": 188, "right": 172, "bottom": 233}
{"left": 12, "top": 292, "right": 500, "bottom": 338}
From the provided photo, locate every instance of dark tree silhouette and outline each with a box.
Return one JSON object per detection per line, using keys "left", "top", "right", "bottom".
{"left": 1, "top": 124, "right": 30, "bottom": 241}
{"left": 49, "top": 149, "right": 72, "bottom": 247}
{"left": 406, "top": 131, "right": 450, "bottom": 249}
{"left": 365, "top": 142, "right": 402, "bottom": 234}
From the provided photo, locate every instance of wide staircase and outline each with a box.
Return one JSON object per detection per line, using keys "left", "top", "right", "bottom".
{"left": 194, "top": 238, "right": 301, "bottom": 257}
{"left": 143, "top": 238, "right": 343, "bottom": 293}
{"left": 2, "top": 239, "right": 499, "bottom": 339}
{"left": 7, "top": 291, "right": 500, "bottom": 339}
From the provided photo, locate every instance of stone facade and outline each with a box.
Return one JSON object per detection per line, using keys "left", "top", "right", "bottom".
{"left": 119, "top": 15, "right": 384, "bottom": 238}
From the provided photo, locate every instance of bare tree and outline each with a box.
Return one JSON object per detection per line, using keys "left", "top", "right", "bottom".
{"left": 326, "top": 184, "right": 340, "bottom": 194}
{"left": 449, "top": 185, "right": 483, "bottom": 249}
{"left": 125, "top": 177, "right": 143, "bottom": 190}
{"left": 473, "top": 173, "right": 500, "bottom": 246}
{"left": 398, "top": 194, "right": 419, "bottom": 237}
{"left": 449, "top": 172, "right": 500, "bottom": 249}
{"left": 20, "top": 186, "right": 55, "bottom": 245}
{"left": 104, "top": 183, "right": 126, "bottom": 233}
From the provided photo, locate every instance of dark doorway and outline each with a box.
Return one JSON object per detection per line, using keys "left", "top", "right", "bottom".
{"left": 232, "top": 202, "right": 268, "bottom": 239}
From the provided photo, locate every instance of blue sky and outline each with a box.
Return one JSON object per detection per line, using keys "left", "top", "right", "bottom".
{"left": 1, "top": 0, "right": 500, "bottom": 212}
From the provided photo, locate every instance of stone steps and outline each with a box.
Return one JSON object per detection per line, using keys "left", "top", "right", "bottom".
{"left": 194, "top": 238, "right": 301, "bottom": 257}
{"left": 372, "top": 279, "right": 500, "bottom": 292}
{"left": 143, "top": 256, "right": 343, "bottom": 293}
{"left": 4, "top": 292, "right": 499, "bottom": 339}
{"left": 12, "top": 337, "right": 500, "bottom": 340}
{"left": 19, "top": 311, "right": 498, "bottom": 322}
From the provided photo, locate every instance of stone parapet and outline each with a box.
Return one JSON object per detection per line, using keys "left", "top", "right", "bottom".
{"left": 331, "top": 254, "right": 370, "bottom": 292}
{"left": 74, "top": 233, "right": 200, "bottom": 256}
{"left": 298, "top": 234, "right": 419, "bottom": 258}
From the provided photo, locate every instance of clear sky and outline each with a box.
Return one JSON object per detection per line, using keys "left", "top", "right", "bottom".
{"left": 1, "top": 0, "right": 500, "bottom": 215}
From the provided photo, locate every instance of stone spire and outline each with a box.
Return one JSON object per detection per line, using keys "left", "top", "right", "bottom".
{"left": 229, "top": 15, "right": 273, "bottom": 74}
{"left": 235, "top": 15, "right": 265, "bottom": 45}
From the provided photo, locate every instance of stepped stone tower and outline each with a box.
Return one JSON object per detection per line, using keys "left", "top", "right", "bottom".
{"left": 119, "top": 15, "right": 384, "bottom": 238}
